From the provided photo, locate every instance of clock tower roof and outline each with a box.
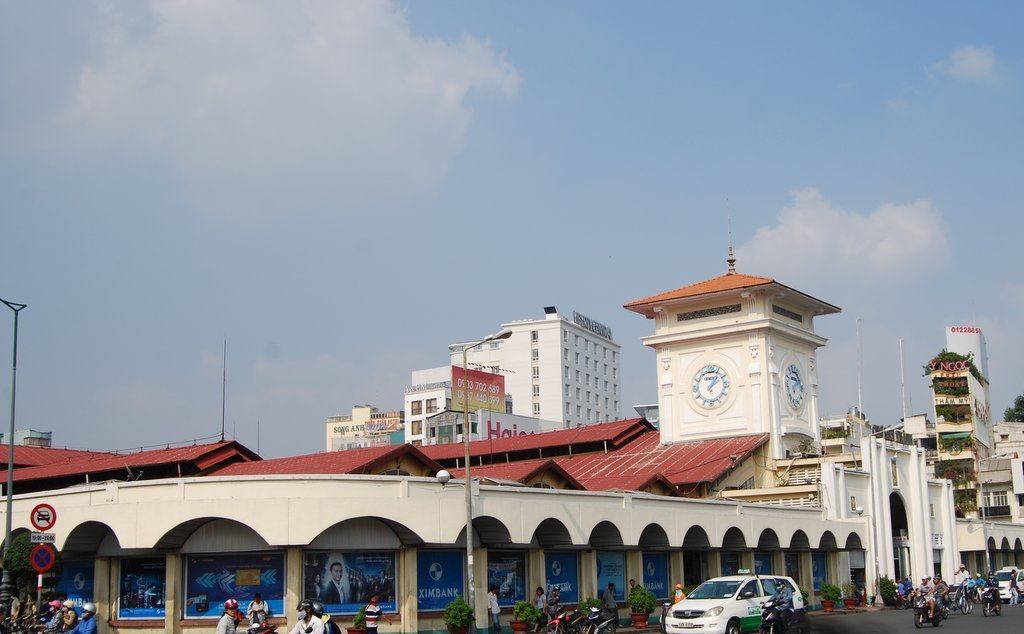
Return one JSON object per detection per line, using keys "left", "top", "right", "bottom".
{"left": 623, "top": 272, "right": 840, "bottom": 318}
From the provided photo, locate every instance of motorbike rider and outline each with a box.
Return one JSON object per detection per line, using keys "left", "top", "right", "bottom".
{"left": 35, "top": 599, "right": 64, "bottom": 634}
{"left": 545, "top": 587, "right": 561, "bottom": 621}
{"left": 65, "top": 603, "right": 98, "bottom": 634}
{"left": 312, "top": 600, "right": 341, "bottom": 634}
{"left": 911, "top": 575, "right": 937, "bottom": 620}
{"left": 217, "top": 599, "right": 242, "bottom": 634}
{"left": 953, "top": 564, "right": 970, "bottom": 587}
{"left": 897, "top": 577, "right": 913, "bottom": 601}
{"left": 933, "top": 575, "right": 950, "bottom": 612}
{"left": 291, "top": 600, "right": 325, "bottom": 634}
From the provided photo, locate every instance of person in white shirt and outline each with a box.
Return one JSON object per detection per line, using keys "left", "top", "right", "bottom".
{"left": 487, "top": 585, "right": 502, "bottom": 633}
{"left": 291, "top": 600, "right": 325, "bottom": 634}
{"left": 953, "top": 565, "right": 970, "bottom": 586}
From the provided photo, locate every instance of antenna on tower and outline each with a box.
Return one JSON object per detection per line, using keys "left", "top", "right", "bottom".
{"left": 221, "top": 337, "right": 227, "bottom": 442}
{"left": 898, "top": 338, "right": 908, "bottom": 422}
{"left": 856, "top": 317, "right": 863, "bottom": 413}
{"left": 726, "top": 212, "right": 736, "bottom": 274}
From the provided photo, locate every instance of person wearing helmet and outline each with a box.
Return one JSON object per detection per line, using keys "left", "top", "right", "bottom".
{"left": 62, "top": 599, "right": 80, "bottom": 631}
{"left": 37, "top": 599, "right": 64, "bottom": 634}
{"left": 65, "top": 603, "right": 97, "bottom": 634}
{"left": 312, "top": 600, "right": 341, "bottom": 634}
{"left": 673, "top": 583, "right": 686, "bottom": 602}
{"left": 291, "top": 599, "right": 325, "bottom": 634}
{"left": 217, "top": 598, "right": 241, "bottom": 634}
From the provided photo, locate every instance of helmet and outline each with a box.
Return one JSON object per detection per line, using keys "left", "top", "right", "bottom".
{"left": 63, "top": 600, "right": 75, "bottom": 609}
{"left": 224, "top": 599, "right": 239, "bottom": 610}
{"left": 674, "top": 584, "right": 683, "bottom": 590}
{"left": 48, "top": 600, "right": 62, "bottom": 609}
{"left": 298, "top": 599, "right": 313, "bottom": 612}
{"left": 81, "top": 603, "right": 96, "bottom": 615}
{"left": 311, "top": 600, "right": 325, "bottom": 618}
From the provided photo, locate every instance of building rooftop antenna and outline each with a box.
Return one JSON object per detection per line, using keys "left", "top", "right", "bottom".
{"left": 726, "top": 211, "right": 737, "bottom": 274}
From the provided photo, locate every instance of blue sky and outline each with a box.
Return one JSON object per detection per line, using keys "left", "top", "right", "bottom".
{"left": 1, "top": 1, "right": 1021, "bottom": 456}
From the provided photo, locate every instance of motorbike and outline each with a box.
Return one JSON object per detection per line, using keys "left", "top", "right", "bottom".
{"left": 951, "top": 585, "right": 971, "bottom": 615}
{"left": 248, "top": 610, "right": 278, "bottom": 634}
{"left": 581, "top": 607, "right": 616, "bottom": 634}
{"left": 546, "top": 608, "right": 573, "bottom": 634}
{"left": 982, "top": 586, "right": 1001, "bottom": 617}
{"left": 894, "top": 590, "right": 911, "bottom": 610}
{"left": 758, "top": 595, "right": 794, "bottom": 634}
{"left": 912, "top": 595, "right": 941, "bottom": 628}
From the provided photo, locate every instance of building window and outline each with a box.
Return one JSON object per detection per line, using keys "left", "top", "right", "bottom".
{"left": 613, "top": 368, "right": 618, "bottom": 379}
{"left": 614, "top": 384, "right": 618, "bottom": 395}
{"left": 929, "top": 503, "right": 935, "bottom": 518}
{"left": 574, "top": 353, "right": 579, "bottom": 365}
{"left": 576, "top": 387, "right": 581, "bottom": 400}
{"left": 587, "top": 408, "right": 592, "bottom": 422}
{"left": 565, "top": 402, "right": 571, "bottom": 415}
{"left": 574, "top": 335, "right": 579, "bottom": 346}
{"left": 585, "top": 356, "right": 590, "bottom": 367}
{"left": 533, "top": 403, "right": 541, "bottom": 416}
{"left": 575, "top": 370, "right": 581, "bottom": 382}
{"left": 564, "top": 365, "right": 569, "bottom": 378}
{"left": 489, "top": 341, "right": 500, "bottom": 349}
{"left": 604, "top": 364, "right": 608, "bottom": 375}
{"left": 593, "top": 360, "right": 598, "bottom": 371}
{"left": 426, "top": 398, "right": 438, "bottom": 414}
{"left": 576, "top": 405, "right": 581, "bottom": 417}
{"left": 531, "top": 330, "right": 538, "bottom": 342}
{"left": 586, "top": 373, "right": 591, "bottom": 386}
{"left": 988, "top": 490, "right": 1009, "bottom": 507}
{"left": 411, "top": 420, "right": 422, "bottom": 435}
{"left": 532, "top": 349, "right": 539, "bottom": 361}
{"left": 563, "top": 348, "right": 569, "bottom": 360}
{"left": 605, "top": 397, "right": 609, "bottom": 409}
{"left": 586, "top": 391, "right": 591, "bottom": 403}
{"left": 564, "top": 383, "right": 570, "bottom": 395}
{"left": 890, "top": 458, "right": 899, "bottom": 487}
{"left": 604, "top": 380, "right": 608, "bottom": 392}
{"left": 532, "top": 385, "right": 540, "bottom": 397}
{"left": 850, "top": 496, "right": 857, "bottom": 512}
{"left": 613, "top": 351, "right": 617, "bottom": 362}
{"left": 532, "top": 366, "right": 540, "bottom": 378}
{"left": 614, "top": 400, "right": 618, "bottom": 411}
{"left": 563, "top": 330, "right": 568, "bottom": 342}
{"left": 446, "top": 398, "right": 452, "bottom": 410}
{"left": 411, "top": 401, "right": 422, "bottom": 415}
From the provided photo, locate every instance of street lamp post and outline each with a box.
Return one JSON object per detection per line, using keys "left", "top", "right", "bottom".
{"left": 457, "top": 329, "right": 511, "bottom": 634}
{"left": 0, "top": 298, "right": 27, "bottom": 617}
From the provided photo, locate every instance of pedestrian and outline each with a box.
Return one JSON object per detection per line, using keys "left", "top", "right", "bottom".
{"left": 248, "top": 592, "right": 269, "bottom": 623}
{"left": 673, "top": 584, "right": 686, "bottom": 603}
{"left": 546, "top": 586, "right": 561, "bottom": 621}
{"left": 488, "top": 585, "right": 502, "bottom": 633}
{"left": 628, "top": 579, "right": 637, "bottom": 593}
{"left": 533, "top": 587, "right": 546, "bottom": 633}
{"left": 1010, "top": 570, "right": 1019, "bottom": 606}
{"left": 363, "top": 594, "right": 392, "bottom": 634}
{"left": 602, "top": 583, "right": 617, "bottom": 615}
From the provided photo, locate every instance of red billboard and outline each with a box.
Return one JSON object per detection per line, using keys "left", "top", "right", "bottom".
{"left": 451, "top": 366, "right": 505, "bottom": 412}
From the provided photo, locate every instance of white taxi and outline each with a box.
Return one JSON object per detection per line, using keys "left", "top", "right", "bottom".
{"left": 663, "top": 573, "right": 804, "bottom": 634}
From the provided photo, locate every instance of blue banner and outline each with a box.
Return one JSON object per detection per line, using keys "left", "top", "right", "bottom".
{"left": 811, "top": 553, "right": 827, "bottom": 591}
{"left": 488, "top": 551, "right": 526, "bottom": 607}
{"left": 642, "top": 553, "right": 669, "bottom": 599}
{"left": 544, "top": 552, "right": 578, "bottom": 604}
{"left": 417, "top": 551, "right": 464, "bottom": 611}
{"left": 119, "top": 558, "right": 166, "bottom": 619}
{"left": 721, "top": 552, "right": 740, "bottom": 576}
{"left": 55, "top": 560, "right": 94, "bottom": 614}
{"left": 596, "top": 551, "right": 625, "bottom": 601}
{"left": 304, "top": 551, "right": 396, "bottom": 615}
{"left": 185, "top": 553, "right": 285, "bottom": 618}
{"left": 754, "top": 552, "right": 774, "bottom": 575}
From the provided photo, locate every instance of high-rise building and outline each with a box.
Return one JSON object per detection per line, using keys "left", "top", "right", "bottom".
{"left": 325, "top": 405, "right": 404, "bottom": 451}
{"left": 449, "top": 307, "right": 621, "bottom": 425}
{"left": 404, "top": 366, "right": 451, "bottom": 446}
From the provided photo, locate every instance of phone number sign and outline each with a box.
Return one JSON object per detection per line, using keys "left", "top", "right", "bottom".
{"left": 451, "top": 366, "right": 505, "bottom": 413}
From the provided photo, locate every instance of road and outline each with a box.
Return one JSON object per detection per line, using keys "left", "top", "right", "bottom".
{"left": 810, "top": 603, "right": 1024, "bottom": 634}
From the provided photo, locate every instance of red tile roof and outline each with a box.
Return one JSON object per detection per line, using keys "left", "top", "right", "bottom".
{"left": 419, "top": 418, "right": 652, "bottom": 462}
{"left": 557, "top": 432, "right": 769, "bottom": 490}
{"left": 0, "top": 441, "right": 257, "bottom": 484}
{"left": 450, "top": 458, "right": 585, "bottom": 490}
{"left": 0, "top": 445, "right": 112, "bottom": 468}
{"left": 212, "top": 444, "right": 441, "bottom": 476}
{"left": 624, "top": 273, "right": 840, "bottom": 318}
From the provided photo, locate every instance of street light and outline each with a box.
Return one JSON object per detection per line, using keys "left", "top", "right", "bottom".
{"left": 0, "top": 298, "right": 26, "bottom": 616}
{"left": 456, "top": 328, "right": 511, "bottom": 634}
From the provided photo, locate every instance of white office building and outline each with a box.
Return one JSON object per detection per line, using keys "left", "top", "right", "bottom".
{"left": 449, "top": 307, "right": 621, "bottom": 426}
{"left": 403, "top": 366, "right": 451, "bottom": 446}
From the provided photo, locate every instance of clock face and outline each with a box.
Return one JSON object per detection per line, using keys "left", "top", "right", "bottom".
{"left": 692, "top": 364, "right": 730, "bottom": 409}
{"left": 784, "top": 364, "right": 805, "bottom": 409}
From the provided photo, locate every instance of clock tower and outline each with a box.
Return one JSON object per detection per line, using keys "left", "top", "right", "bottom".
{"left": 623, "top": 253, "right": 840, "bottom": 460}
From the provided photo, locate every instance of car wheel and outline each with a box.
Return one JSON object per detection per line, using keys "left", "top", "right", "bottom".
{"left": 725, "top": 619, "right": 741, "bottom": 634}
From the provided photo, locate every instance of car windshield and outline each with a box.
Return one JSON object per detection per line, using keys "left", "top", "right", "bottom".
{"left": 996, "top": 572, "right": 1013, "bottom": 581}
{"left": 687, "top": 580, "right": 742, "bottom": 600}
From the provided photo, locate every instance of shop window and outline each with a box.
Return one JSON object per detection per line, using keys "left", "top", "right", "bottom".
{"left": 119, "top": 557, "right": 166, "bottom": 619}
{"left": 811, "top": 552, "right": 827, "bottom": 591}
{"left": 487, "top": 551, "right": 527, "bottom": 607}
{"left": 721, "top": 552, "right": 741, "bottom": 576}
{"left": 185, "top": 552, "right": 285, "bottom": 618}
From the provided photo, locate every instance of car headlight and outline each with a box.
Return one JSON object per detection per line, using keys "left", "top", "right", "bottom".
{"left": 703, "top": 606, "right": 724, "bottom": 617}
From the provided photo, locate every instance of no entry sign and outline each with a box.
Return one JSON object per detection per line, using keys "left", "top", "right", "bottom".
{"left": 30, "top": 543, "right": 56, "bottom": 574}
{"left": 30, "top": 503, "right": 57, "bottom": 531}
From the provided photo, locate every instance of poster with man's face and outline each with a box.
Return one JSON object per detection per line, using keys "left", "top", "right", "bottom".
{"left": 303, "top": 551, "right": 396, "bottom": 614}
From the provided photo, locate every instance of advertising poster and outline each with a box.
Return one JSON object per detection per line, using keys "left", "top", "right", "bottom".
{"left": 596, "top": 551, "right": 625, "bottom": 601}
{"left": 55, "top": 560, "right": 94, "bottom": 614}
{"left": 545, "top": 552, "right": 578, "bottom": 604}
{"left": 417, "top": 551, "right": 463, "bottom": 611}
{"left": 451, "top": 366, "right": 505, "bottom": 412}
{"left": 185, "top": 553, "right": 285, "bottom": 618}
{"left": 303, "top": 551, "right": 396, "bottom": 614}
{"left": 641, "top": 553, "right": 668, "bottom": 599}
{"left": 119, "top": 558, "right": 166, "bottom": 619}
{"left": 811, "top": 553, "right": 827, "bottom": 591}
{"left": 720, "top": 553, "right": 740, "bottom": 576}
{"left": 487, "top": 551, "right": 526, "bottom": 607}
{"left": 754, "top": 552, "right": 774, "bottom": 575}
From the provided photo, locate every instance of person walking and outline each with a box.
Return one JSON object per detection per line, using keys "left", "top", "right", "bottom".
{"left": 488, "top": 585, "right": 502, "bottom": 634}
{"left": 1010, "top": 570, "right": 1019, "bottom": 606}
{"left": 533, "top": 587, "right": 546, "bottom": 632}
{"left": 363, "top": 595, "right": 392, "bottom": 634}
{"left": 602, "top": 583, "right": 618, "bottom": 618}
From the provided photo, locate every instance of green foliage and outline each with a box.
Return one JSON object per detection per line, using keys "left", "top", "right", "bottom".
{"left": 935, "top": 404, "right": 971, "bottom": 423}
{"left": 924, "top": 349, "right": 985, "bottom": 384}
{"left": 798, "top": 588, "right": 810, "bottom": 603}
{"left": 353, "top": 606, "right": 367, "bottom": 629}
{"left": 931, "top": 377, "right": 969, "bottom": 397}
{"left": 939, "top": 436, "right": 974, "bottom": 453}
{"left": 955, "top": 491, "right": 978, "bottom": 512}
{"left": 1006, "top": 394, "right": 1024, "bottom": 422}
{"left": 840, "top": 582, "right": 857, "bottom": 598}
{"left": 579, "top": 598, "right": 603, "bottom": 612}
{"left": 443, "top": 597, "right": 474, "bottom": 628}
{"left": 821, "top": 427, "right": 851, "bottom": 440}
{"left": 819, "top": 584, "right": 842, "bottom": 603}
{"left": 878, "top": 577, "right": 897, "bottom": 601}
{"left": 2, "top": 532, "right": 62, "bottom": 591}
{"left": 934, "top": 459, "right": 975, "bottom": 484}
{"left": 628, "top": 586, "right": 657, "bottom": 615}
{"left": 513, "top": 600, "right": 541, "bottom": 623}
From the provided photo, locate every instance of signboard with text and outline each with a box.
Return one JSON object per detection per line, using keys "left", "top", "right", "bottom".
{"left": 642, "top": 552, "right": 669, "bottom": 599}
{"left": 596, "top": 551, "right": 625, "bottom": 601}
{"left": 487, "top": 551, "right": 526, "bottom": 607}
{"left": 56, "top": 560, "right": 95, "bottom": 614}
{"left": 185, "top": 553, "right": 285, "bottom": 618}
{"left": 451, "top": 366, "right": 505, "bottom": 412}
{"left": 303, "top": 551, "right": 396, "bottom": 615}
{"left": 545, "top": 552, "right": 579, "bottom": 604}
{"left": 417, "top": 551, "right": 464, "bottom": 611}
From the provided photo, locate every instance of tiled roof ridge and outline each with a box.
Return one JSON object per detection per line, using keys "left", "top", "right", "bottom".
{"left": 624, "top": 272, "right": 775, "bottom": 309}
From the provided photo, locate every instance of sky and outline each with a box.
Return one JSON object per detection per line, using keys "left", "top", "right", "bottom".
{"left": 1, "top": 1, "right": 1022, "bottom": 457}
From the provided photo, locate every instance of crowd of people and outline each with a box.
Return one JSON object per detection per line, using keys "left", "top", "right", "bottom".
{"left": 896, "top": 564, "right": 1024, "bottom": 620}
{"left": 5, "top": 598, "right": 97, "bottom": 634}
{"left": 211, "top": 593, "right": 391, "bottom": 634}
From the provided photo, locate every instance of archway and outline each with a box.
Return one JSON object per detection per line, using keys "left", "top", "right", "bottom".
{"left": 589, "top": 521, "right": 624, "bottom": 548}
{"left": 755, "top": 529, "right": 780, "bottom": 574}
{"left": 682, "top": 525, "right": 711, "bottom": 585}
{"left": 890, "top": 492, "right": 910, "bottom": 580}
{"left": 531, "top": 518, "right": 573, "bottom": 548}
{"left": 455, "top": 516, "right": 514, "bottom": 548}
{"left": 638, "top": 523, "right": 670, "bottom": 550}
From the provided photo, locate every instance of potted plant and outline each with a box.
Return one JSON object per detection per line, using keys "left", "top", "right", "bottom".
{"left": 443, "top": 597, "right": 474, "bottom": 634}
{"left": 628, "top": 586, "right": 656, "bottom": 628}
{"left": 511, "top": 600, "right": 541, "bottom": 633}
{"left": 879, "top": 576, "right": 897, "bottom": 607}
{"left": 819, "top": 584, "right": 841, "bottom": 612}
{"left": 348, "top": 606, "right": 368, "bottom": 634}
{"left": 841, "top": 582, "right": 858, "bottom": 609}
{"left": 579, "top": 598, "right": 603, "bottom": 612}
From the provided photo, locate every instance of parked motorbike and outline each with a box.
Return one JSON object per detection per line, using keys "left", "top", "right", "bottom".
{"left": 982, "top": 586, "right": 1001, "bottom": 617}
{"left": 913, "top": 595, "right": 941, "bottom": 628}
{"left": 758, "top": 595, "right": 794, "bottom": 634}
{"left": 547, "top": 608, "right": 574, "bottom": 634}
{"left": 582, "top": 607, "right": 616, "bottom": 634}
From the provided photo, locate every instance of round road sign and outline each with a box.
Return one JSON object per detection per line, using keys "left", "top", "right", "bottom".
{"left": 30, "top": 503, "right": 56, "bottom": 531}
{"left": 30, "top": 543, "right": 56, "bottom": 574}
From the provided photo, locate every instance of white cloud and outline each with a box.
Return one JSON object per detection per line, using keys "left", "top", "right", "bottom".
{"left": 62, "top": 0, "right": 520, "bottom": 209}
{"left": 931, "top": 45, "right": 998, "bottom": 82}
{"left": 736, "top": 188, "right": 947, "bottom": 288}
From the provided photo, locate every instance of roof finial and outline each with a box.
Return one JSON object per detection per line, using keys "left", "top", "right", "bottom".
{"left": 726, "top": 212, "right": 736, "bottom": 274}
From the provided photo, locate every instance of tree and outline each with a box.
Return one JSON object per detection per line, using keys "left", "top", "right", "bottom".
{"left": 1006, "top": 393, "right": 1024, "bottom": 422}
{"left": 2, "top": 532, "right": 62, "bottom": 598}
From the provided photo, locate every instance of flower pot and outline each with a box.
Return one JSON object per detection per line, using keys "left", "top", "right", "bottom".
{"left": 348, "top": 629, "right": 368, "bottom": 634}
{"left": 843, "top": 598, "right": 857, "bottom": 609}
{"left": 448, "top": 627, "right": 469, "bottom": 634}
{"left": 821, "top": 600, "right": 835, "bottom": 613}
{"left": 511, "top": 621, "right": 530, "bottom": 632}
{"left": 631, "top": 613, "right": 649, "bottom": 628}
